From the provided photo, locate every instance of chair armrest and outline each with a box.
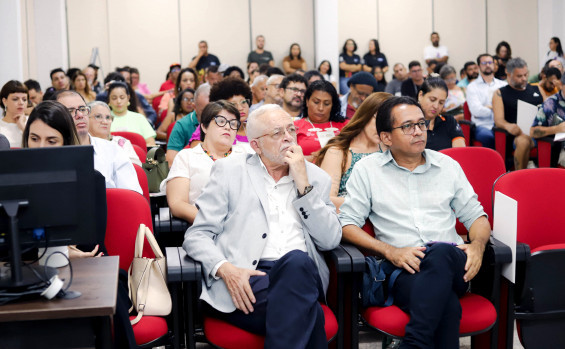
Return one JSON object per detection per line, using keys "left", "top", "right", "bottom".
{"left": 484, "top": 236, "right": 513, "bottom": 265}
{"left": 493, "top": 127, "right": 509, "bottom": 163}
{"left": 325, "top": 245, "right": 354, "bottom": 273}
{"left": 339, "top": 243, "right": 366, "bottom": 273}
{"left": 515, "top": 242, "right": 531, "bottom": 263}
{"left": 166, "top": 246, "right": 202, "bottom": 283}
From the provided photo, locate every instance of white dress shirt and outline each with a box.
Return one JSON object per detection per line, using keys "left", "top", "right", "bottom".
{"left": 466, "top": 75, "right": 507, "bottom": 129}
{"left": 90, "top": 135, "right": 143, "bottom": 195}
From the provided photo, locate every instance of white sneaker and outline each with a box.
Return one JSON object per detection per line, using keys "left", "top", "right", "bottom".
{"left": 527, "top": 160, "right": 537, "bottom": 169}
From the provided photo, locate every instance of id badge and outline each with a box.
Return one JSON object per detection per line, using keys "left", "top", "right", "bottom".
{"left": 316, "top": 129, "right": 336, "bottom": 148}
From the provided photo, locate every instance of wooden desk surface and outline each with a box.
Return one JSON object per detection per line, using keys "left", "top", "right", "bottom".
{"left": 0, "top": 256, "right": 119, "bottom": 322}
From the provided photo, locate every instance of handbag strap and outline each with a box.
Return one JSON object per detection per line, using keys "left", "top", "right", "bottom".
{"left": 143, "top": 225, "right": 164, "bottom": 259}
{"left": 134, "top": 224, "right": 146, "bottom": 258}
{"left": 129, "top": 259, "right": 153, "bottom": 325}
{"left": 146, "top": 146, "right": 166, "bottom": 163}
{"left": 383, "top": 268, "right": 402, "bottom": 307}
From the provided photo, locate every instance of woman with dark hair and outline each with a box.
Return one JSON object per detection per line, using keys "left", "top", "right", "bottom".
{"left": 418, "top": 77, "right": 465, "bottom": 151}
{"left": 189, "top": 77, "right": 253, "bottom": 151}
{"left": 318, "top": 60, "right": 337, "bottom": 88}
{"left": 544, "top": 37, "right": 565, "bottom": 68}
{"left": 159, "top": 67, "right": 198, "bottom": 118}
{"left": 294, "top": 80, "right": 348, "bottom": 158}
{"left": 339, "top": 39, "right": 362, "bottom": 94}
{"left": 316, "top": 92, "right": 391, "bottom": 209}
{"left": 363, "top": 39, "right": 389, "bottom": 74}
{"left": 108, "top": 81, "right": 156, "bottom": 146}
{"left": 372, "top": 66, "right": 387, "bottom": 92}
{"left": 162, "top": 100, "right": 246, "bottom": 223}
{"left": 0, "top": 80, "right": 28, "bottom": 147}
{"left": 247, "top": 61, "right": 259, "bottom": 84}
{"left": 23, "top": 100, "right": 80, "bottom": 147}
{"left": 495, "top": 41, "right": 512, "bottom": 80}
{"left": 72, "top": 71, "right": 96, "bottom": 103}
{"left": 156, "top": 88, "right": 195, "bottom": 140}
{"left": 224, "top": 66, "right": 245, "bottom": 80}
{"left": 283, "top": 43, "right": 307, "bottom": 74}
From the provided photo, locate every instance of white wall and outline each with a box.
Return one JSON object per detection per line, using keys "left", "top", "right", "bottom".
{"left": 3, "top": 0, "right": 563, "bottom": 93}
{"left": 0, "top": 0, "right": 24, "bottom": 85}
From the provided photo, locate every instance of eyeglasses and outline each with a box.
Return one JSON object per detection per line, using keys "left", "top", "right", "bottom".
{"left": 214, "top": 115, "right": 241, "bottom": 130}
{"left": 255, "top": 125, "right": 299, "bottom": 140}
{"left": 268, "top": 83, "right": 280, "bottom": 88}
{"left": 286, "top": 87, "right": 307, "bottom": 95}
{"left": 230, "top": 99, "right": 250, "bottom": 108}
{"left": 391, "top": 120, "right": 427, "bottom": 135}
{"left": 480, "top": 61, "right": 494, "bottom": 65}
{"left": 182, "top": 97, "right": 194, "bottom": 103}
{"left": 67, "top": 106, "right": 91, "bottom": 118}
{"left": 91, "top": 113, "right": 113, "bottom": 122}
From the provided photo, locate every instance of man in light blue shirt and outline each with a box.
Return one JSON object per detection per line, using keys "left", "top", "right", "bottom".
{"left": 339, "top": 96, "right": 491, "bottom": 348}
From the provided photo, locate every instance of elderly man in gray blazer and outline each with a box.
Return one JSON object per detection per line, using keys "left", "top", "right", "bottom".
{"left": 183, "top": 104, "right": 342, "bottom": 348}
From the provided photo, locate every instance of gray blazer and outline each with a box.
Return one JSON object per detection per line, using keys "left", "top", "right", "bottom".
{"left": 183, "top": 153, "right": 342, "bottom": 313}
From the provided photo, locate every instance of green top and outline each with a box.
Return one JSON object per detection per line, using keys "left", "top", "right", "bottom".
{"left": 110, "top": 110, "right": 156, "bottom": 140}
{"left": 166, "top": 111, "right": 199, "bottom": 152}
{"left": 338, "top": 149, "right": 378, "bottom": 197}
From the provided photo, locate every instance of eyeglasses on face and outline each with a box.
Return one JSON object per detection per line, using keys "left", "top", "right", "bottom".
{"left": 91, "top": 113, "right": 113, "bottom": 122}
{"left": 67, "top": 106, "right": 91, "bottom": 118}
{"left": 182, "top": 97, "right": 194, "bottom": 103}
{"left": 255, "top": 125, "right": 299, "bottom": 140}
{"left": 286, "top": 87, "right": 307, "bottom": 95}
{"left": 230, "top": 99, "right": 250, "bottom": 108}
{"left": 213, "top": 115, "right": 241, "bottom": 130}
{"left": 391, "top": 120, "right": 427, "bottom": 135}
{"left": 480, "top": 61, "right": 494, "bottom": 65}
{"left": 352, "top": 85, "right": 371, "bottom": 98}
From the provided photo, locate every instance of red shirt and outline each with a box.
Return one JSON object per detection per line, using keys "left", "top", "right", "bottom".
{"left": 294, "top": 118, "right": 349, "bottom": 156}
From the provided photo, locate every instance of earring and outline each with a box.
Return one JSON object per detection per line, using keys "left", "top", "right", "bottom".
{"left": 127, "top": 102, "right": 131, "bottom": 106}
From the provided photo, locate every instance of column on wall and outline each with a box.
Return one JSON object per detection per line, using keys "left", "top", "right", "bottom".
{"left": 313, "top": 0, "right": 339, "bottom": 85}
{"left": 0, "top": 0, "right": 24, "bottom": 86}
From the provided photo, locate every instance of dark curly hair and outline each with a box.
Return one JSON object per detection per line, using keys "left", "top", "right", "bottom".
{"left": 209, "top": 77, "right": 252, "bottom": 102}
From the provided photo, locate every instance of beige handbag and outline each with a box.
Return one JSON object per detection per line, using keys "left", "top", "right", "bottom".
{"left": 128, "top": 224, "right": 172, "bottom": 325}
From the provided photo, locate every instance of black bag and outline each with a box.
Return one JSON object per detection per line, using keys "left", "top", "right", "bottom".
{"left": 362, "top": 256, "right": 402, "bottom": 307}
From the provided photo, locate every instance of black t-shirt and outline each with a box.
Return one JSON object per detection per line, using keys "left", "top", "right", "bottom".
{"left": 192, "top": 54, "right": 220, "bottom": 71}
{"left": 363, "top": 53, "right": 388, "bottom": 70}
{"left": 500, "top": 84, "right": 543, "bottom": 124}
{"left": 339, "top": 53, "right": 362, "bottom": 77}
{"left": 425, "top": 115, "right": 465, "bottom": 151}
{"left": 247, "top": 51, "right": 274, "bottom": 65}
{"left": 400, "top": 79, "right": 422, "bottom": 100}
{"left": 499, "top": 84, "right": 543, "bottom": 157}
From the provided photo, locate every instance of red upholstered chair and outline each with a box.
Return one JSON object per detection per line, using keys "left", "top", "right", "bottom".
{"left": 132, "top": 144, "right": 147, "bottom": 164}
{"left": 460, "top": 102, "right": 483, "bottom": 146}
{"left": 132, "top": 164, "right": 150, "bottom": 202}
{"left": 493, "top": 127, "right": 539, "bottom": 170}
{"left": 112, "top": 131, "right": 147, "bottom": 151}
{"left": 104, "top": 189, "right": 172, "bottom": 348}
{"left": 341, "top": 148, "right": 512, "bottom": 348}
{"left": 170, "top": 246, "right": 350, "bottom": 349}
{"left": 493, "top": 169, "right": 565, "bottom": 348}
{"left": 166, "top": 121, "right": 176, "bottom": 142}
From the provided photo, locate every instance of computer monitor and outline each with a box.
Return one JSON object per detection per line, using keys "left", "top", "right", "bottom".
{"left": 0, "top": 146, "right": 98, "bottom": 289}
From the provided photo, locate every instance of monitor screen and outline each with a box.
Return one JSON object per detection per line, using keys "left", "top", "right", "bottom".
{"left": 0, "top": 146, "right": 98, "bottom": 249}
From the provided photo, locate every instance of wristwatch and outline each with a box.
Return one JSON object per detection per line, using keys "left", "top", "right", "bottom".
{"left": 297, "top": 185, "right": 313, "bottom": 198}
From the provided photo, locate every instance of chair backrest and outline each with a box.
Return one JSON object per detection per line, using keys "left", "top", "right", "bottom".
{"left": 440, "top": 147, "right": 506, "bottom": 234}
{"left": 112, "top": 131, "right": 146, "bottom": 150}
{"left": 105, "top": 188, "right": 155, "bottom": 270}
{"left": 463, "top": 101, "right": 471, "bottom": 121}
{"left": 493, "top": 168, "right": 565, "bottom": 250}
{"left": 132, "top": 144, "right": 147, "bottom": 164}
{"left": 166, "top": 121, "right": 176, "bottom": 142}
{"left": 133, "top": 164, "right": 150, "bottom": 202}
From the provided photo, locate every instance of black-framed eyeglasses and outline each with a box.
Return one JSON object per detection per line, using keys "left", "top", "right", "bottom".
{"left": 214, "top": 115, "right": 241, "bottom": 130}
{"left": 351, "top": 85, "right": 371, "bottom": 98}
{"left": 91, "top": 113, "right": 113, "bottom": 122}
{"left": 286, "top": 87, "right": 306, "bottom": 95}
{"left": 255, "top": 125, "right": 299, "bottom": 140}
{"left": 391, "top": 120, "right": 427, "bottom": 135}
{"left": 67, "top": 106, "right": 91, "bottom": 118}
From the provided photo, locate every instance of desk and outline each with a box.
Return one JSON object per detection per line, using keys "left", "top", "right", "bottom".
{"left": 0, "top": 256, "right": 119, "bottom": 349}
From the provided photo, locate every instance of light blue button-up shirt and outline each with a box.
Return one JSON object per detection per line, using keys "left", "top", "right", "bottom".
{"left": 338, "top": 149, "right": 486, "bottom": 248}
